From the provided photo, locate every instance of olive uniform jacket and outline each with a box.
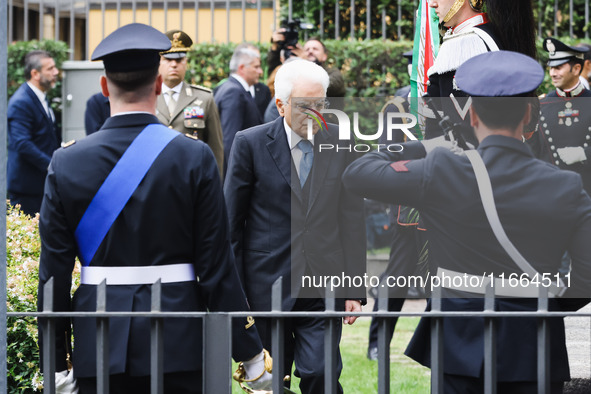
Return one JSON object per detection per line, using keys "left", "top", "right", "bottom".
{"left": 156, "top": 82, "right": 224, "bottom": 177}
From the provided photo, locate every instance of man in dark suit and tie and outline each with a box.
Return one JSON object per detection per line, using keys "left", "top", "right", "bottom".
{"left": 214, "top": 46, "right": 264, "bottom": 175}
{"left": 224, "top": 59, "right": 366, "bottom": 393}
{"left": 7, "top": 50, "right": 61, "bottom": 216}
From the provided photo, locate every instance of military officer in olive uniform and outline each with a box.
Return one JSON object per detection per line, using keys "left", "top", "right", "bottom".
{"left": 527, "top": 37, "right": 591, "bottom": 195}
{"left": 157, "top": 30, "right": 224, "bottom": 177}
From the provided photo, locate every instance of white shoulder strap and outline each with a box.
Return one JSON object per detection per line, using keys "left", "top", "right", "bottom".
{"left": 472, "top": 28, "right": 500, "bottom": 52}
{"left": 464, "top": 150, "right": 566, "bottom": 297}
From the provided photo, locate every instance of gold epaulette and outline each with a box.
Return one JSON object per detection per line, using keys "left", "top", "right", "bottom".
{"left": 62, "top": 140, "right": 76, "bottom": 148}
{"left": 184, "top": 133, "right": 199, "bottom": 140}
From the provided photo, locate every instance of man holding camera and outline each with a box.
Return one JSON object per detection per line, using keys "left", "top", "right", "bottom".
{"left": 267, "top": 28, "right": 346, "bottom": 98}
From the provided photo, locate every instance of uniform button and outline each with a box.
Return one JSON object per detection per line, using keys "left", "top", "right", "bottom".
{"left": 548, "top": 137, "right": 553, "bottom": 143}
{"left": 543, "top": 123, "right": 547, "bottom": 128}
{"left": 553, "top": 153, "right": 558, "bottom": 158}
{"left": 540, "top": 116, "right": 545, "bottom": 121}
{"left": 545, "top": 130, "right": 550, "bottom": 135}
{"left": 587, "top": 135, "right": 590, "bottom": 140}
{"left": 585, "top": 143, "right": 589, "bottom": 148}
{"left": 555, "top": 160, "right": 560, "bottom": 165}
{"left": 168, "top": 125, "right": 173, "bottom": 129}
{"left": 550, "top": 145, "right": 556, "bottom": 150}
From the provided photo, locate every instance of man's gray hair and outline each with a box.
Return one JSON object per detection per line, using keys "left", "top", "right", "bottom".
{"left": 274, "top": 60, "right": 329, "bottom": 104}
{"left": 24, "top": 50, "right": 52, "bottom": 80}
{"left": 229, "top": 47, "right": 260, "bottom": 73}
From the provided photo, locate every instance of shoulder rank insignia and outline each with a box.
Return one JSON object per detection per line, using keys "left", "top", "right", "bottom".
{"left": 191, "top": 84, "right": 212, "bottom": 93}
{"left": 184, "top": 133, "right": 199, "bottom": 140}
{"left": 62, "top": 140, "right": 76, "bottom": 148}
{"left": 245, "top": 316, "right": 255, "bottom": 329}
{"left": 390, "top": 160, "right": 410, "bottom": 172}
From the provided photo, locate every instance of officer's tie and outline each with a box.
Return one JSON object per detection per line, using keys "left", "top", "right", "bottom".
{"left": 298, "top": 139, "right": 313, "bottom": 187}
{"left": 166, "top": 90, "right": 176, "bottom": 116}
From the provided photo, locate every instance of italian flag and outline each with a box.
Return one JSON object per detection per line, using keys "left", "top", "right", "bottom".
{"left": 411, "top": 0, "right": 439, "bottom": 98}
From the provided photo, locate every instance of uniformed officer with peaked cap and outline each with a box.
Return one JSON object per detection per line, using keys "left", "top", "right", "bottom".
{"left": 157, "top": 29, "right": 225, "bottom": 177}
{"left": 544, "top": 37, "right": 588, "bottom": 68}
{"left": 527, "top": 37, "right": 591, "bottom": 197}
{"left": 344, "top": 51, "right": 591, "bottom": 393}
{"left": 38, "top": 23, "right": 271, "bottom": 393}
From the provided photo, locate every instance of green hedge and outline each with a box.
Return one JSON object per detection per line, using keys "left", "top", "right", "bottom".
{"left": 5, "top": 37, "right": 574, "bottom": 104}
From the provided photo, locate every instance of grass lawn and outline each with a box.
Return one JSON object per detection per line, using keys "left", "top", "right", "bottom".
{"left": 232, "top": 316, "right": 430, "bottom": 393}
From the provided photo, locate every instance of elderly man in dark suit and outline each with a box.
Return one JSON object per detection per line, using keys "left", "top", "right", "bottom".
{"left": 224, "top": 59, "right": 366, "bottom": 393}
{"left": 344, "top": 51, "right": 591, "bottom": 393}
{"left": 7, "top": 50, "right": 61, "bottom": 216}
{"left": 37, "top": 23, "right": 270, "bottom": 393}
{"left": 214, "top": 46, "right": 264, "bottom": 175}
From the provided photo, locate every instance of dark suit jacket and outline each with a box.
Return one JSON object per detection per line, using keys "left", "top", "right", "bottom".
{"left": 254, "top": 82, "right": 272, "bottom": 119}
{"left": 214, "top": 76, "right": 263, "bottom": 174}
{"left": 344, "top": 135, "right": 591, "bottom": 382}
{"left": 37, "top": 113, "right": 262, "bottom": 377}
{"left": 84, "top": 92, "right": 111, "bottom": 135}
{"left": 7, "top": 83, "right": 60, "bottom": 196}
{"left": 224, "top": 117, "right": 366, "bottom": 312}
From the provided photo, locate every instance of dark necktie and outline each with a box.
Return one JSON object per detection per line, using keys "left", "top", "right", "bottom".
{"left": 298, "top": 140, "right": 314, "bottom": 187}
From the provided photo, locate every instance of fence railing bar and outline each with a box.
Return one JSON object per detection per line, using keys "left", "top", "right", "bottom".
{"left": 8, "top": 0, "right": 13, "bottom": 44}
{"left": 39, "top": 0, "right": 44, "bottom": 40}
{"left": 430, "top": 285, "right": 443, "bottom": 394}
{"left": 484, "top": 283, "right": 497, "bottom": 394}
{"left": 69, "top": 0, "right": 74, "bottom": 59}
{"left": 377, "top": 285, "right": 391, "bottom": 394}
{"left": 271, "top": 277, "right": 285, "bottom": 394}
{"left": 151, "top": 280, "right": 164, "bottom": 394}
{"left": 225, "top": 0, "right": 229, "bottom": 43}
{"left": 241, "top": 0, "right": 245, "bottom": 41}
{"left": 210, "top": 0, "right": 213, "bottom": 43}
{"left": 538, "top": 287, "right": 550, "bottom": 394}
{"left": 96, "top": 279, "right": 109, "bottom": 394}
{"left": 203, "top": 313, "right": 232, "bottom": 393}
{"left": 195, "top": 0, "right": 199, "bottom": 43}
{"left": 257, "top": 0, "right": 261, "bottom": 43}
{"left": 42, "top": 278, "right": 56, "bottom": 394}
{"left": 132, "top": 0, "right": 136, "bottom": 22}
{"left": 350, "top": 0, "right": 355, "bottom": 41}
{"left": 85, "top": 0, "right": 89, "bottom": 59}
{"left": 54, "top": 0, "right": 59, "bottom": 41}
{"left": 24, "top": 0, "right": 29, "bottom": 41}
{"left": 324, "top": 288, "right": 338, "bottom": 394}
{"left": 366, "top": 0, "right": 370, "bottom": 40}
{"left": 334, "top": 0, "right": 339, "bottom": 40}
{"left": 163, "top": 0, "right": 168, "bottom": 32}
{"left": 179, "top": 0, "right": 184, "bottom": 32}
{"left": 319, "top": 0, "right": 324, "bottom": 40}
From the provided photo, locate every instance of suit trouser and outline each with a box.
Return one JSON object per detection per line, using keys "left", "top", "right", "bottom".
{"left": 77, "top": 370, "right": 202, "bottom": 394}
{"left": 256, "top": 298, "right": 343, "bottom": 394}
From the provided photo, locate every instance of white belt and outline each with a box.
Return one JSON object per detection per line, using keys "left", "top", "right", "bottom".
{"left": 436, "top": 267, "right": 559, "bottom": 298}
{"left": 81, "top": 263, "right": 196, "bottom": 285}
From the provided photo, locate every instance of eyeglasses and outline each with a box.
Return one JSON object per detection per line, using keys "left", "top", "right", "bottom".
{"left": 286, "top": 99, "right": 330, "bottom": 113}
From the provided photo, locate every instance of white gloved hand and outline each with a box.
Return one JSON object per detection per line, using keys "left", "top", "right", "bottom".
{"left": 421, "top": 135, "right": 454, "bottom": 154}
{"left": 55, "top": 369, "right": 79, "bottom": 394}
{"left": 557, "top": 146, "right": 587, "bottom": 165}
{"left": 243, "top": 350, "right": 273, "bottom": 390}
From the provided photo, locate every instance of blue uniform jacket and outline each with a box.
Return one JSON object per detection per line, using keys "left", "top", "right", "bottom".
{"left": 37, "top": 113, "right": 262, "bottom": 377}
{"left": 7, "top": 83, "right": 60, "bottom": 195}
{"left": 343, "top": 135, "right": 591, "bottom": 381}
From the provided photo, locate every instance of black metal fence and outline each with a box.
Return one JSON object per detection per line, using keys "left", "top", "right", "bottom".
{"left": 7, "top": 276, "right": 585, "bottom": 394}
